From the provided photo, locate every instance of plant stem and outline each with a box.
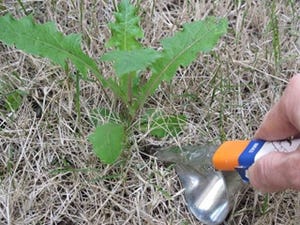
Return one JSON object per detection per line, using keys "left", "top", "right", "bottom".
{"left": 79, "top": 0, "right": 84, "bottom": 32}
{"left": 127, "top": 72, "right": 138, "bottom": 106}
{"left": 16, "top": 0, "right": 28, "bottom": 15}
{"left": 127, "top": 72, "right": 139, "bottom": 120}
{"left": 270, "top": 1, "right": 281, "bottom": 74}
{"left": 75, "top": 72, "right": 81, "bottom": 121}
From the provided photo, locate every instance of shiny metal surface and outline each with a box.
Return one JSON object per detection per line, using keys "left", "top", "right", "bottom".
{"left": 175, "top": 164, "right": 229, "bottom": 225}
{"left": 156, "top": 145, "right": 244, "bottom": 225}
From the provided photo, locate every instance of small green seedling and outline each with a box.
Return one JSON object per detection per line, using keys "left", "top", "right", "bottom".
{"left": 0, "top": 74, "right": 27, "bottom": 113}
{"left": 0, "top": 0, "right": 227, "bottom": 164}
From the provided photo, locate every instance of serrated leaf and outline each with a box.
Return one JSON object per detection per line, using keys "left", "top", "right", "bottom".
{"left": 101, "top": 49, "right": 161, "bottom": 77}
{"left": 88, "top": 123, "right": 125, "bottom": 164}
{"left": 107, "top": 0, "right": 143, "bottom": 50}
{"left": 135, "top": 17, "right": 228, "bottom": 110}
{"left": 0, "top": 14, "right": 98, "bottom": 79}
{"left": 158, "top": 17, "right": 227, "bottom": 81}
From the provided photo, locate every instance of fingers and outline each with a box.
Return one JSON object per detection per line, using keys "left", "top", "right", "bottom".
{"left": 249, "top": 74, "right": 300, "bottom": 192}
{"left": 254, "top": 103, "right": 298, "bottom": 140}
{"left": 248, "top": 149, "right": 300, "bottom": 193}
{"left": 248, "top": 152, "right": 286, "bottom": 193}
{"left": 255, "top": 74, "right": 300, "bottom": 140}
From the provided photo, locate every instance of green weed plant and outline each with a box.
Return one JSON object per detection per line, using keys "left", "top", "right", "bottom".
{"left": 0, "top": 0, "right": 227, "bottom": 164}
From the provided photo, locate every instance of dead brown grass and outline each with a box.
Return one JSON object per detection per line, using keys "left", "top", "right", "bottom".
{"left": 0, "top": 0, "right": 300, "bottom": 224}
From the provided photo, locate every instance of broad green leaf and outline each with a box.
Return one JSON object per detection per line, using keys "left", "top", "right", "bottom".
{"left": 135, "top": 17, "right": 228, "bottom": 110}
{"left": 140, "top": 110, "right": 187, "bottom": 138}
{"left": 88, "top": 123, "right": 125, "bottom": 164}
{"left": 101, "top": 49, "right": 161, "bottom": 77}
{"left": 107, "top": 0, "right": 143, "bottom": 50}
{"left": 0, "top": 14, "right": 99, "bottom": 79}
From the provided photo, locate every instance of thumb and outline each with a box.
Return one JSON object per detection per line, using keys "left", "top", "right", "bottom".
{"left": 248, "top": 149, "right": 300, "bottom": 193}
{"left": 255, "top": 74, "right": 300, "bottom": 140}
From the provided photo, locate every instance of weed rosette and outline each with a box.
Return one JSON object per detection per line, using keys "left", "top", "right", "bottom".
{"left": 0, "top": 0, "right": 300, "bottom": 224}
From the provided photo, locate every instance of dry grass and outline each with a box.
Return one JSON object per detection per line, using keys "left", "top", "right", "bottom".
{"left": 0, "top": 0, "right": 300, "bottom": 224}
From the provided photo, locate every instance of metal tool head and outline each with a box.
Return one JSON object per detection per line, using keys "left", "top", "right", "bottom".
{"left": 156, "top": 145, "right": 243, "bottom": 225}
{"left": 175, "top": 163, "right": 229, "bottom": 225}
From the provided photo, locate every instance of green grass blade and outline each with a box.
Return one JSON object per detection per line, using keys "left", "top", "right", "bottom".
{"left": 0, "top": 14, "right": 98, "bottom": 79}
{"left": 270, "top": 2, "right": 281, "bottom": 74}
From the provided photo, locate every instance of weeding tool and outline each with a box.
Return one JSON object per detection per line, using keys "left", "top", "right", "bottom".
{"left": 156, "top": 138, "right": 300, "bottom": 225}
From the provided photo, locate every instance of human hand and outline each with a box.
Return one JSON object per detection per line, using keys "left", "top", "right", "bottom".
{"left": 248, "top": 74, "right": 300, "bottom": 193}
